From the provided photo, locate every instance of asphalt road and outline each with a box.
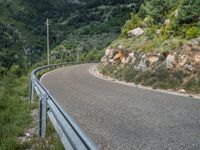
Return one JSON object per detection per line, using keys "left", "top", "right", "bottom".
{"left": 41, "top": 63, "right": 200, "bottom": 150}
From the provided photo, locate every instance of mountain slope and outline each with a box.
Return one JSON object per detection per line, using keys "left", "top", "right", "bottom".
{"left": 99, "top": 0, "right": 200, "bottom": 93}
{"left": 0, "top": 0, "right": 143, "bottom": 69}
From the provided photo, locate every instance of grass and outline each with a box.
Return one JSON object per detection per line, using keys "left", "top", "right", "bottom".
{"left": 0, "top": 67, "right": 65, "bottom": 149}
{"left": 0, "top": 75, "right": 31, "bottom": 150}
{"left": 99, "top": 64, "right": 200, "bottom": 93}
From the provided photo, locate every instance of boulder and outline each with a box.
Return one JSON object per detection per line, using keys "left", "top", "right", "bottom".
{"left": 113, "top": 51, "right": 123, "bottom": 61}
{"left": 109, "top": 48, "right": 116, "bottom": 59}
{"left": 178, "top": 54, "right": 188, "bottom": 67}
{"left": 183, "top": 64, "right": 194, "bottom": 71}
{"left": 166, "top": 54, "right": 177, "bottom": 68}
{"left": 194, "top": 52, "right": 200, "bottom": 64}
{"left": 134, "top": 54, "right": 148, "bottom": 72}
{"left": 128, "top": 27, "right": 144, "bottom": 37}
{"left": 129, "top": 52, "right": 136, "bottom": 64}
{"left": 148, "top": 54, "right": 159, "bottom": 65}
{"left": 178, "top": 89, "right": 186, "bottom": 93}
{"left": 105, "top": 48, "right": 111, "bottom": 56}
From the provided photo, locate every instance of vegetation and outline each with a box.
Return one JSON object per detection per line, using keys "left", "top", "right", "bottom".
{"left": 110, "top": 0, "right": 199, "bottom": 53}
{"left": 100, "top": 0, "right": 200, "bottom": 93}
{"left": 99, "top": 64, "right": 200, "bottom": 92}
{"left": 0, "top": 70, "right": 30, "bottom": 149}
{"left": 0, "top": 0, "right": 200, "bottom": 148}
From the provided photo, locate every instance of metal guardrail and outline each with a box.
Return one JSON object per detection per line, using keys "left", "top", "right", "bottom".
{"left": 30, "top": 61, "right": 98, "bottom": 150}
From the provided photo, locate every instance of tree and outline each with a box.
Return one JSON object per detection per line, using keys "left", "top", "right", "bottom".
{"left": 139, "top": 0, "right": 177, "bottom": 23}
{"left": 177, "top": 0, "right": 200, "bottom": 24}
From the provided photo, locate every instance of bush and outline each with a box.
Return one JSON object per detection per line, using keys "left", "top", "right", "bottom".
{"left": 138, "top": 0, "right": 177, "bottom": 23}
{"left": 185, "top": 27, "right": 199, "bottom": 39}
{"left": 0, "top": 65, "right": 7, "bottom": 76}
{"left": 9, "top": 64, "right": 22, "bottom": 77}
{"left": 153, "top": 64, "right": 170, "bottom": 81}
{"left": 121, "top": 65, "right": 136, "bottom": 82}
{"left": 177, "top": 0, "right": 200, "bottom": 24}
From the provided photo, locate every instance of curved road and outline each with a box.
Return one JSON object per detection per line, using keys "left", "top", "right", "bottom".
{"left": 41, "top": 64, "right": 200, "bottom": 150}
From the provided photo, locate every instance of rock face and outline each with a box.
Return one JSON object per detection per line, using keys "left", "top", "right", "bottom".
{"left": 100, "top": 37, "right": 200, "bottom": 73}
{"left": 166, "top": 53, "right": 177, "bottom": 68}
{"left": 148, "top": 54, "right": 159, "bottom": 65}
{"left": 128, "top": 27, "right": 144, "bottom": 37}
{"left": 134, "top": 54, "right": 148, "bottom": 71}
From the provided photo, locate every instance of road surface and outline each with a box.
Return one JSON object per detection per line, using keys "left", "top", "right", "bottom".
{"left": 41, "top": 64, "right": 200, "bottom": 150}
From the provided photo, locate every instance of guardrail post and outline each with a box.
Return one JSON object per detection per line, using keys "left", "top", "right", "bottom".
{"left": 29, "top": 74, "right": 34, "bottom": 102}
{"left": 39, "top": 94, "right": 47, "bottom": 138}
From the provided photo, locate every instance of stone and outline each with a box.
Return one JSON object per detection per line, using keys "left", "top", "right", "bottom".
{"left": 194, "top": 52, "right": 200, "bottom": 64}
{"left": 105, "top": 48, "right": 111, "bottom": 56}
{"left": 109, "top": 48, "right": 116, "bottom": 59}
{"left": 148, "top": 55, "right": 159, "bottom": 64}
{"left": 178, "top": 89, "right": 186, "bottom": 93}
{"left": 128, "top": 27, "right": 144, "bottom": 37}
{"left": 101, "top": 56, "right": 107, "bottom": 63}
{"left": 134, "top": 54, "right": 148, "bottom": 72}
{"left": 129, "top": 52, "right": 136, "bottom": 64}
{"left": 166, "top": 54, "right": 176, "bottom": 68}
{"left": 25, "top": 133, "right": 31, "bottom": 137}
{"left": 118, "top": 44, "right": 124, "bottom": 50}
{"left": 156, "top": 29, "right": 161, "bottom": 35}
{"left": 179, "top": 54, "right": 188, "bottom": 67}
{"left": 183, "top": 64, "right": 194, "bottom": 71}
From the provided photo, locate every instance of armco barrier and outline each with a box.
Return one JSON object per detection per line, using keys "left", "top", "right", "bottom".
{"left": 30, "top": 61, "right": 98, "bottom": 150}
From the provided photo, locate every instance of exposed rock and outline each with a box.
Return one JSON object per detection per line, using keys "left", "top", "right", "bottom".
{"left": 178, "top": 54, "right": 188, "bottom": 67}
{"left": 109, "top": 48, "right": 116, "bottom": 59}
{"left": 178, "top": 89, "right": 186, "bottom": 93}
{"left": 105, "top": 48, "right": 111, "bottom": 56}
{"left": 134, "top": 54, "right": 148, "bottom": 71}
{"left": 113, "top": 51, "right": 123, "bottom": 61}
{"left": 101, "top": 56, "right": 108, "bottom": 65}
{"left": 188, "top": 37, "right": 200, "bottom": 46}
{"left": 183, "top": 64, "right": 194, "bottom": 71}
{"left": 128, "top": 27, "right": 144, "bottom": 37}
{"left": 118, "top": 44, "right": 124, "bottom": 50}
{"left": 108, "top": 59, "right": 114, "bottom": 64}
{"left": 129, "top": 52, "right": 136, "bottom": 64}
{"left": 164, "top": 19, "right": 171, "bottom": 27}
{"left": 166, "top": 53, "right": 177, "bottom": 68}
{"left": 121, "top": 57, "right": 129, "bottom": 65}
{"left": 194, "top": 52, "right": 200, "bottom": 64}
{"left": 148, "top": 54, "right": 159, "bottom": 65}
{"left": 156, "top": 29, "right": 161, "bottom": 35}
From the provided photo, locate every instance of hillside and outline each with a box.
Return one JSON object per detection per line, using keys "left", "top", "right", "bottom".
{"left": 0, "top": 0, "right": 143, "bottom": 69}
{"left": 99, "top": 0, "right": 200, "bottom": 93}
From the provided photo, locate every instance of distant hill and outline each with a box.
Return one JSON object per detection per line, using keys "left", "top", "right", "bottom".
{"left": 0, "top": 0, "right": 143, "bottom": 68}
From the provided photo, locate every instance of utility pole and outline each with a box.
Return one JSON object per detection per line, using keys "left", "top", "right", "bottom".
{"left": 47, "top": 18, "right": 50, "bottom": 65}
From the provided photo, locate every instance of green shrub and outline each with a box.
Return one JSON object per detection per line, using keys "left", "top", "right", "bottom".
{"left": 177, "top": 0, "right": 200, "bottom": 24}
{"left": 153, "top": 64, "right": 170, "bottom": 81}
{"left": 139, "top": 0, "right": 177, "bottom": 23}
{"left": 9, "top": 64, "right": 22, "bottom": 77}
{"left": 121, "top": 65, "right": 136, "bottom": 82}
{"left": 100, "top": 64, "right": 117, "bottom": 76}
{"left": 185, "top": 27, "right": 199, "bottom": 39}
{"left": 0, "top": 65, "right": 7, "bottom": 76}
